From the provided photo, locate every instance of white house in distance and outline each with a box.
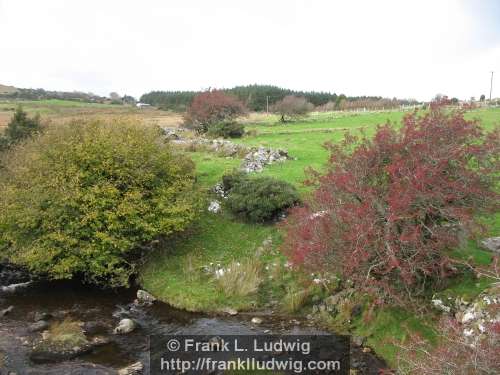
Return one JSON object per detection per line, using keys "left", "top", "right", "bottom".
{"left": 136, "top": 102, "right": 151, "bottom": 108}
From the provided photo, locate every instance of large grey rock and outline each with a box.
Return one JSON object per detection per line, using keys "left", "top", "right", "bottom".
{"left": 28, "top": 321, "right": 50, "bottom": 333}
{"left": 136, "top": 289, "right": 156, "bottom": 304}
{"left": 481, "top": 237, "right": 500, "bottom": 254}
{"left": 113, "top": 318, "right": 136, "bottom": 334}
{"left": 0, "top": 305, "right": 13, "bottom": 317}
{"left": 118, "top": 361, "right": 144, "bottom": 375}
{"left": 1, "top": 281, "right": 32, "bottom": 293}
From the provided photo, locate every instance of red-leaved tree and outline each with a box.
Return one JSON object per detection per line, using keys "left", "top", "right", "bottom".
{"left": 281, "top": 106, "right": 499, "bottom": 301}
{"left": 184, "top": 90, "right": 247, "bottom": 133}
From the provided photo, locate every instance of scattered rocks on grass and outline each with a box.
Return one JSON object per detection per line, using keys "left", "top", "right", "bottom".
{"left": 241, "top": 147, "right": 292, "bottom": 173}
{"left": 208, "top": 200, "right": 221, "bottom": 213}
{"left": 431, "top": 298, "right": 451, "bottom": 313}
{"left": 454, "top": 285, "right": 500, "bottom": 341}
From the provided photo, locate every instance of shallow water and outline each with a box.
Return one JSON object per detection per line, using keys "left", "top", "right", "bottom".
{"left": 0, "top": 265, "right": 386, "bottom": 374}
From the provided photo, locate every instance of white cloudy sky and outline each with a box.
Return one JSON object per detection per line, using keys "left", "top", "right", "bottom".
{"left": 1, "top": 0, "right": 499, "bottom": 101}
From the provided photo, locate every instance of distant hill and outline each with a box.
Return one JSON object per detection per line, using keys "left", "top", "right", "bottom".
{"left": 0, "top": 84, "right": 106, "bottom": 103}
{"left": 0, "top": 84, "right": 18, "bottom": 95}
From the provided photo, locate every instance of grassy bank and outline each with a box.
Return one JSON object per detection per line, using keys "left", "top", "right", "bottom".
{"left": 139, "top": 107, "right": 499, "bottom": 366}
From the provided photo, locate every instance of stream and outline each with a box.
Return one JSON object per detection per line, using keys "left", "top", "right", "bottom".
{"left": 0, "top": 264, "right": 386, "bottom": 374}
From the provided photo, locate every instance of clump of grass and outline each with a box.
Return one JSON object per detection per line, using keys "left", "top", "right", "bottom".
{"left": 216, "top": 259, "right": 262, "bottom": 297}
{"left": 47, "top": 318, "right": 87, "bottom": 349}
{"left": 282, "top": 285, "right": 310, "bottom": 313}
{"left": 183, "top": 253, "right": 201, "bottom": 283}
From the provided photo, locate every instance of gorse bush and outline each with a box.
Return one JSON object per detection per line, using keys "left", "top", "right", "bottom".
{"left": 0, "top": 106, "right": 41, "bottom": 151}
{"left": 0, "top": 119, "right": 200, "bottom": 287}
{"left": 207, "top": 121, "right": 245, "bottom": 139}
{"left": 282, "top": 106, "right": 499, "bottom": 301}
{"left": 224, "top": 173, "right": 300, "bottom": 222}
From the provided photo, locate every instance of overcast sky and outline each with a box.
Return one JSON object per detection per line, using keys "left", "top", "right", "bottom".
{"left": 1, "top": 0, "right": 499, "bottom": 101}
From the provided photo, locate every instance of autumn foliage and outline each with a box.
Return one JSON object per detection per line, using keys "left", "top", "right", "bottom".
{"left": 184, "top": 90, "right": 247, "bottom": 133}
{"left": 282, "top": 106, "right": 499, "bottom": 300}
{"left": 396, "top": 317, "right": 500, "bottom": 374}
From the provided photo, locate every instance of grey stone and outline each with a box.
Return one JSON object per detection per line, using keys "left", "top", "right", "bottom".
{"left": 136, "top": 289, "right": 156, "bottom": 304}
{"left": 0, "top": 305, "right": 14, "bottom": 317}
{"left": 113, "top": 318, "right": 136, "bottom": 334}
{"left": 28, "top": 320, "right": 50, "bottom": 333}
{"left": 33, "top": 311, "right": 51, "bottom": 322}
{"left": 220, "top": 307, "right": 238, "bottom": 316}
{"left": 118, "top": 362, "right": 144, "bottom": 375}
{"left": 481, "top": 237, "right": 500, "bottom": 254}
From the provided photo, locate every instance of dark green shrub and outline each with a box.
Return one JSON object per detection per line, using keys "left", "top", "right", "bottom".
{"left": 0, "top": 106, "right": 41, "bottom": 151}
{"left": 224, "top": 175, "right": 300, "bottom": 222}
{"left": 221, "top": 170, "right": 247, "bottom": 193}
{"left": 207, "top": 121, "right": 245, "bottom": 138}
{"left": 0, "top": 119, "right": 200, "bottom": 287}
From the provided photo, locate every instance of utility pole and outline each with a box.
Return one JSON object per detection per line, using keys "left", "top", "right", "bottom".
{"left": 490, "top": 71, "right": 494, "bottom": 102}
{"left": 266, "top": 96, "right": 269, "bottom": 113}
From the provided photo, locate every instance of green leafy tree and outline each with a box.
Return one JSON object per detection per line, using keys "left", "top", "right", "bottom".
{"left": 0, "top": 120, "right": 200, "bottom": 286}
{"left": 0, "top": 106, "right": 41, "bottom": 151}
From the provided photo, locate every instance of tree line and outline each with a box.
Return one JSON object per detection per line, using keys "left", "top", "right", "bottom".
{"left": 140, "top": 84, "right": 418, "bottom": 112}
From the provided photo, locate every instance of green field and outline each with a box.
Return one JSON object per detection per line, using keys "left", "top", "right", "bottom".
{"left": 139, "top": 107, "right": 499, "bottom": 365}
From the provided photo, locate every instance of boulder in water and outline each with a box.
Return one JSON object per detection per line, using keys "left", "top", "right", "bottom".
{"left": 0, "top": 305, "right": 14, "bottom": 317}
{"left": 28, "top": 320, "right": 50, "bottom": 333}
{"left": 118, "top": 361, "right": 144, "bottom": 375}
{"left": 1, "top": 281, "right": 32, "bottom": 294}
{"left": 113, "top": 318, "right": 136, "bottom": 334}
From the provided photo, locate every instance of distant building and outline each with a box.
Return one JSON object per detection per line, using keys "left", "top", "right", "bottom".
{"left": 136, "top": 102, "right": 151, "bottom": 108}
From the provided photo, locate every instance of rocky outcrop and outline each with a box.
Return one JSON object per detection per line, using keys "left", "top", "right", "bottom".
{"left": 241, "top": 147, "right": 292, "bottom": 173}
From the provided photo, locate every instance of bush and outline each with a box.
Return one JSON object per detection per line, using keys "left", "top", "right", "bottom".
{"left": 281, "top": 106, "right": 499, "bottom": 301}
{"left": 397, "top": 317, "right": 500, "bottom": 374}
{"left": 0, "top": 119, "right": 200, "bottom": 287}
{"left": 221, "top": 170, "right": 247, "bottom": 193}
{"left": 0, "top": 106, "right": 41, "bottom": 151}
{"left": 271, "top": 95, "right": 314, "bottom": 122}
{"left": 224, "top": 174, "right": 300, "bottom": 222}
{"left": 207, "top": 121, "right": 245, "bottom": 138}
{"left": 183, "top": 90, "right": 247, "bottom": 133}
